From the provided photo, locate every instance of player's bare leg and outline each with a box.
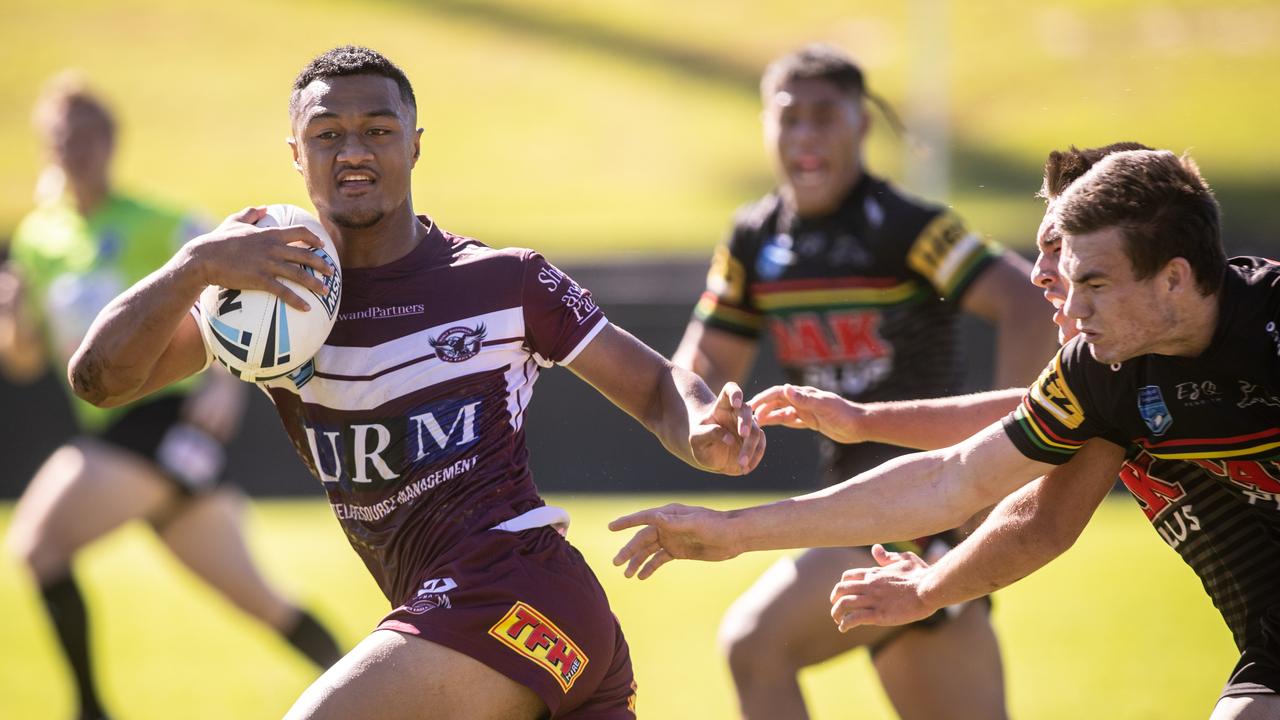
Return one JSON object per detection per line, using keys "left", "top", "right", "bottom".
{"left": 872, "top": 600, "right": 1007, "bottom": 719}
{"left": 719, "top": 547, "right": 904, "bottom": 719}
{"left": 284, "top": 629, "right": 546, "bottom": 720}
{"left": 156, "top": 487, "right": 295, "bottom": 629}
{"left": 1212, "top": 695, "right": 1280, "bottom": 719}
{"left": 6, "top": 438, "right": 174, "bottom": 581}
{"left": 5, "top": 437, "right": 178, "bottom": 720}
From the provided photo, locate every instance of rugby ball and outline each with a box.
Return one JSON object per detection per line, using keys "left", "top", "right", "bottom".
{"left": 198, "top": 204, "right": 342, "bottom": 382}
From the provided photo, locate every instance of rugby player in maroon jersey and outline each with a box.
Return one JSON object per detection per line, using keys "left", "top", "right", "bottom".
{"left": 613, "top": 148, "right": 1280, "bottom": 718}
{"left": 66, "top": 46, "right": 764, "bottom": 719}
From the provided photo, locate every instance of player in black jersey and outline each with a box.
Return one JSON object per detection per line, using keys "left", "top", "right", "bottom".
{"left": 613, "top": 148, "right": 1280, "bottom": 719}
{"left": 672, "top": 44, "right": 1053, "bottom": 720}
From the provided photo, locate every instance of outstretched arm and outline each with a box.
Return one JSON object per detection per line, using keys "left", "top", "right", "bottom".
{"left": 69, "top": 207, "right": 332, "bottom": 407}
{"left": 750, "top": 384, "right": 1025, "bottom": 450}
{"left": 568, "top": 323, "right": 765, "bottom": 475}
{"left": 828, "top": 437, "right": 1125, "bottom": 630}
{"left": 610, "top": 421, "right": 1054, "bottom": 578}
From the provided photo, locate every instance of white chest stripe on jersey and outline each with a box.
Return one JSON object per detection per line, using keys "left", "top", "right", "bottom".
{"left": 317, "top": 306, "right": 524, "bottom": 378}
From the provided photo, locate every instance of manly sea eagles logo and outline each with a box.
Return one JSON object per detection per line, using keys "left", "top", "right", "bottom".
{"left": 1137, "top": 385, "right": 1174, "bottom": 436}
{"left": 429, "top": 324, "right": 486, "bottom": 363}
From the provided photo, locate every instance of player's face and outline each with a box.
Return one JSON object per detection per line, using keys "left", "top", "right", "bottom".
{"left": 44, "top": 103, "right": 112, "bottom": 186}
{"left": 1030, "top": 208, "right": 1075, "bottom": 344}
{"left": 1061, "top": 226, "right": 1174, "bottom": 363}
{"left": 763, "top": 78, "right": 867, "bottom": 216}
{"left": 290, "top": 74, "right": 422, "bottom": 231}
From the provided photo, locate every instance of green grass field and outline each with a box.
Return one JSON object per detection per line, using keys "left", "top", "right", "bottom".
{"left": 0, "top": 493, "right": 1236, "bottom": 719}
{"left": 1, "top": 1, "right": 1277, "bottom": 256}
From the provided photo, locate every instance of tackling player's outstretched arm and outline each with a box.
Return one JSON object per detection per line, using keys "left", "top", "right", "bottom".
{"left": 828, "top": 437, "right": 1125, "bottom": 629}
{"left": 568, "top": 323, "right": 765, "bottom": 476}
{"left": 69, "top": 207, "right": 332, "bottom": 407}
{"left": 610, "top": 421, "right": 1053, "bottom": 578}
{"left": 750, "top": 384, "right": 1026, "bottom": 450}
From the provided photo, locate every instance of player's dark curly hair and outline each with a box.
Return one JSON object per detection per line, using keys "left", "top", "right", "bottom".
{"left": 1039, "top": 142, "right": 1152, "bottom": 201}
{"left": 290, "top": 45, "right": 416, "bottom": 118}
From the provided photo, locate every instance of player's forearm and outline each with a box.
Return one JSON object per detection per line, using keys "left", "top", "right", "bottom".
{"left": 916, "top": 440, "right": 1119, "bottom": 608}
{"left": 726, "top": 423, "right": 1047, "bottom": 552}
{"left": 649, "top": 364, "right": 715, "bottom": 468}
{"left": 915, "top": 481, "right": 1071, "bottom": 609}
{"left": 726, "top": 449, "right": 975, "bottom": 551}
{"left": 69, "top": 247, "right": 206, "bottom": 406}
{"left": 856, "top": 388, "right": 1025, "bottom": 450}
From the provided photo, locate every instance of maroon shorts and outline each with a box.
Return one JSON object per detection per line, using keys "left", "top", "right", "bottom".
{"left": 379, "top": 526, "right": 636, "bottom": 718}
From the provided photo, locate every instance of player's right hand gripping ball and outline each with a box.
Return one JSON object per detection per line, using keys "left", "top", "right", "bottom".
{"left": 198, "top": 204, "right": 342, "bottom": 382}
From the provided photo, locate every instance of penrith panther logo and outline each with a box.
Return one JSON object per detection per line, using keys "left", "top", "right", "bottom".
{"left": 429, "top": 324, "right": 487, "bottom": 363}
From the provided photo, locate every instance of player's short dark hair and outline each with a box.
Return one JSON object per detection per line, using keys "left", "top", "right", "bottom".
{"left": 760, "top": 43, "right": 908, "bottom": 136}
{"left": 1039, "top": 142, "right": 1153, "bottom": 201}
{"left": 290, "top": 45, "right": 416, "bottom": 118}
{"left": 760, "top": 43, "right": 866, "bottom": 101}
{"left": 32, "top": 71, "right": 116, "bottom": 143}
{"left": 1056, "top": 149, "right": 1225, "bottom": 295}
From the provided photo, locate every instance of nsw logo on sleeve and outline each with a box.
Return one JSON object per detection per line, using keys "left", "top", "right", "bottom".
{"left": 489, "top": 602, "right": 588, "bottom": 692}
{"left": 1137, "top": 385, "right": 1174, "bottom": 436}
{"left": 1029, "top": 354, "right": 1085, "bottom": 430}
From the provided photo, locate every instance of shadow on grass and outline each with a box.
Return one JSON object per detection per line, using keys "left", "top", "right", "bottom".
{"left": 407, "top": 0, "right": 760, "bottom": 93}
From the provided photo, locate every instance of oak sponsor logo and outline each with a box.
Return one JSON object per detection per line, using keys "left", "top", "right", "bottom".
{"left": 1028, "top": 354, "right": 1085, "bottom": 430}
{"left": 1191, "top": 458, "right": 1280, "bottom": 509}
{"left": 1119, "top": 452, "right": 1200, "bottom": 549}
{"left": 488, "top": 602, "right": 588, "bottom": 692}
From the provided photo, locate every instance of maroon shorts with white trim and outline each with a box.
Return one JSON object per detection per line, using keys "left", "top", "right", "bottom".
{"left": 378, "top": 526, "right": 637, "bottom": 718}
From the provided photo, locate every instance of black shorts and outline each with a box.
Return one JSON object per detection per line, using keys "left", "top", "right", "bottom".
{"left": 1222, "top": 606, "right": 1280, "bottom": 699}
{"left": 94, "top": 394, "right": 228, "bottom": 497}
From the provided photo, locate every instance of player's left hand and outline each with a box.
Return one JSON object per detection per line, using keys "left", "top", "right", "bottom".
{"left": 609, "top": 503, "right": 739, "bottom": 579}
{"left": 829, "top": 544, "right": 939, "bottom": 631}
{"left": 690, "top": 381, "right": 765, "bottom": 475}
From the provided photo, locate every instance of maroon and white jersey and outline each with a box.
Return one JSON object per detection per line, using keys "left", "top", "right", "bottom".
{"left": 207, "top": 219, "right": 607, "bottom": 605}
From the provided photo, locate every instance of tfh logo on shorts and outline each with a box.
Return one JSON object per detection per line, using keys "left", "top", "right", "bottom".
{"left": 488, "top": 602, "right": 589, "bottom": 692}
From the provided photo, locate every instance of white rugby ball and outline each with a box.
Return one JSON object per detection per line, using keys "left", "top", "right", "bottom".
{"left": 198, "top": 204, "right": 342, "bottom": 382}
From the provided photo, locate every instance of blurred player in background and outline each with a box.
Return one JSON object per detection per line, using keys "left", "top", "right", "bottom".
{"left": 0, "top": 74, "right": 341, "bottom": 720}
{"left": 65, "top": 46, "right": 765, "bottom": 719}
{"left": 672, "top": 43, "right": 1053, "bottom": 719}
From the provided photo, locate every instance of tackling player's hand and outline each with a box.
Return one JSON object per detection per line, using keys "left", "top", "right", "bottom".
{"left": 749, "top": 384, "right": 866, "bottom": 444}
{"left": 609, "top": 503, "right": 739, "bottom": 579}
{"left": 690, "top": 381, "right": 765, "bottom": 475}
{"left": 829, "top": 544, "right": 939, "bottom": 631}
{"left": 178, "top": 206, "right": 334, "bottom": 312}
